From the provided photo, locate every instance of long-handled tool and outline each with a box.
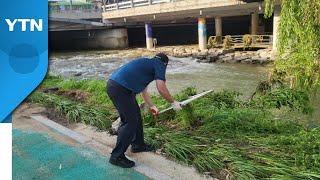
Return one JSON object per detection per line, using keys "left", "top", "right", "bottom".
{"left": 159, "top": 89, "right": 213, "bottom": 114}
{"left": 110, "top": 89, "right": 213, "bottom": 134}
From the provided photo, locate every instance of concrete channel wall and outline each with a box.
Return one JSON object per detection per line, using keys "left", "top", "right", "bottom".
{"left": 50, "top": 28, "right": 128, "bottom": 50}
{"left": 91, "top": 28, "right": 128, "bottom": 49}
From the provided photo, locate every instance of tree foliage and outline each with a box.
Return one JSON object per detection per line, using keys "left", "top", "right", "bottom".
{"left": 265, "top": 0, "right": 320, "bottom": 89}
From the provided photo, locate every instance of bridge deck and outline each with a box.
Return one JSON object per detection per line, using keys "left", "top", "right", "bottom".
{"left": 102, "top": 0, "right": 262, "bottom": 23}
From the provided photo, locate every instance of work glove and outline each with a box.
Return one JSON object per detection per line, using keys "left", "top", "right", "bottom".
{"left": 150, "top": 105, "right": 159, "bottom": 116}
{"left": 172, "top": 101, "right": 183, "bottom": 111}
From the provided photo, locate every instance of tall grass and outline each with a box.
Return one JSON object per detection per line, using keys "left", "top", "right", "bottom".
{"left": 30, "top": 75, "right": 320, "bottom": 179}
{"left": 29, "top": 92, "right": 112, "bottom": 130}
{"left": 39, "top": 75, "right": 113, "bottom": 107}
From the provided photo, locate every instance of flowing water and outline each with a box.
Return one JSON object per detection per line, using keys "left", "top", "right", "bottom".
{"left": 49, "top": 51, "right": 269, "bottom": 97}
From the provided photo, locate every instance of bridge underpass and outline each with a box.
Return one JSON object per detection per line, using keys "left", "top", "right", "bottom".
{"left": 49, "top": 17, "right": 129, "bottom": 50}
{"left": 49, "top": 3, "right": 131, "bottom": 50}
{"left": 102, "top": 0, "right": 280, "bottom": 51}
{"left": 49, "top": 0, "right": 279, "bottom": 51}
{"left": 50, "top": 15, "right": 272, "bottom": 50}
{"left": 127, "top": 15, "right": 272, "bottom": 47}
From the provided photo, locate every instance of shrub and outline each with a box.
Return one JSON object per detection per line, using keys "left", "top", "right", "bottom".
{"left": 28, "top": 92, "right": 112, "bottom": 130}
{"left": 242, "top": 34, "right": 253, "bottom": 50}
{"left": 207, "top": 36, "right": 222, "bottom": 48}
{"left": 223, "top": 35, "right": 233, "bottom": 49}
{"left": 207, "top": 90, "right": 242, "bottom": 109}
{"left": 252, "top": 87, "right": 313, "bottom": 114}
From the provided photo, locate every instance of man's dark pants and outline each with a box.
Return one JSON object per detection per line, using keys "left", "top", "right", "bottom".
{"left": 107, "top": 79, "right": 145, "bottom": 158}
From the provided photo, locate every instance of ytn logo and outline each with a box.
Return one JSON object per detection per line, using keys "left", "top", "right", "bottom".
{"left": 5, "top": 19, "right": 43, "bottom": 32}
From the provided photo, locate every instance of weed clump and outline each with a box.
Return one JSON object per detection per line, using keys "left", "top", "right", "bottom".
{"left": 223, "top": 35, "right": 233, "bottom": 49}
{"left": 208, "top": 90, "right": 241, "bottom": 109}
{"left": 242, "top": 34, "right": 253, "bottom": 49}
{"left": 199, "top": 108, "right": 302, "bottom": 136}
{"left": 175, "top": 104, "right": 196, "bottom": 129}
{"left": 175, "top": 87, "right": 197, "bottom": 101}
{"left": 251, "top": 87, "right": 313, "bottom": 114}
{"left": 142, "top": 87, "right": 319, "bottom": 179}
{"left": 264, "top": 128, "right": 320, "bottom": 171}
{"left": 29, "top": 92, "right": 112, "bottom": 130}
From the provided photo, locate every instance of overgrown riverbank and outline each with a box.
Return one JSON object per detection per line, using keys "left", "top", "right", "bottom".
{"left": 28, "top": 75, "right": 320, "bottom": 179}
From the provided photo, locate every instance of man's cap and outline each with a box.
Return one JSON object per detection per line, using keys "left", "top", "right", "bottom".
{"left": 154, "top": 53, "right": 169, "bottom": 64}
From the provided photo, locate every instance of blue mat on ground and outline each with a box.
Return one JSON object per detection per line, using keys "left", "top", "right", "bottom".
{"left": 13, "top": 129, "right": 146, "bottom": 180}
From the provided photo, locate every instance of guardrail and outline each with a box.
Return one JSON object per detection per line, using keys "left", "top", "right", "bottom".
{"left": 102, "top": 0, "right": 242, "bottom": 12}
{"left": 49, "top": 4, "right": 102, "bottom": 13}
{"left": 208, "top": 35, "right": 273, "bottom": 48}
{"left": 103, "top": 0, "right": 172, "bottom": 11}
{"left": 228, "top": 35, "right": 272, "bottom": 44}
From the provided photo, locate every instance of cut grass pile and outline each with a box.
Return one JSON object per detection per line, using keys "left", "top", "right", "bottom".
{"left": 28, "top": 75, "right": 320, "bottom": 179}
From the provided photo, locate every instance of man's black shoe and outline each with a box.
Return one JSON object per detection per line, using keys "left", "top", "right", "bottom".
{"left": 109, "top": 156, "right": 135, "bottom": 168}
{"left": 131, "top": 144, "right": 155, "bottom": 153}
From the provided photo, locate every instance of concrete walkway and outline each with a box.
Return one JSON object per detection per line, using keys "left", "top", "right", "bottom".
{"left": 13, "top": 129, "right": 146, "bottom": 179}
{"left": 13, "top": 104, "right": 212, "bottom": 180}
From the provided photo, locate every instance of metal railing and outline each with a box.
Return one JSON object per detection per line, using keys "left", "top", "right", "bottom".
{"left": 228, "top": 35, "right": 273, "bottom": 44}
{"left": 102, "top": 0, "right": 242, "bottom": 12}
{"left": 208, "top": 35, "right": 273, "bottom": 48}
{"left": 49, "top": 4, "right": 102, "bottom": 13}
{"left": 103, "top": 0, "right": 172, "bottom": 11}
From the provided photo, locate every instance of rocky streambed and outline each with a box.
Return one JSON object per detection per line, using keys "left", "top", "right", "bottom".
{"left": 150, "top": 45, "right": 274, "bottom": 64}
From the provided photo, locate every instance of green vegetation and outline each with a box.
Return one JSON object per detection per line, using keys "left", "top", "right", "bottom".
{"left": 32, "top": 1, "right": 320, "bottom": 178}
{"left": 28, "top": 75, "right": 115, "bottom": 130}
{"left": 207, "top": 36, "right": 222, "bottom": 48}
{"left": 35, "top": 1, "right": 320, "bottom": 178}
{"left": 143, "top": 86, "right": 319, "bottom": 179}
{"left": 28, "top": 75, "right": 320, "bottom": 179}
{"left": 29, "top": 92, "right": 112, "bottom": 130}
{"left": 242, "top": 34, "right": 252, "bottom": 50}
{"left": 251, "top": 86, "right": 313, "bottom": 114}
{"left": 264, "top": 0, "right": 320, "bottom": 89}
{"left": 223, "top": 35, "right": 233, "bottom": 49}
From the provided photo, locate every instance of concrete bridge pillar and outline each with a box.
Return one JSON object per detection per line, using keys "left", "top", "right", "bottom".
{"left": 215, "top": 17, "right": 222, "bottom": 44}
{"left": 251, "top": 12, "right": 259, "bottom": 35}
{"left": 273, "top": 6, "right": 281, "bottom": 53}
{"left": 198, "top": 17, "right": 207, "bottom": 51}
{"left": 215, "top": 17, "right": 222, "bottom": 37}
{"left": 145, "top": 23, "right": 154, "bottom": 49}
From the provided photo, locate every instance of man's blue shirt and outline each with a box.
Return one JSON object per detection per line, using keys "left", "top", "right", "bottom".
{"left": 109, "top": 57, "right": 167, "bottom": 93}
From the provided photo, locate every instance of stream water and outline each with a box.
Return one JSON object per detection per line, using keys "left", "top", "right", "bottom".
{"left": 49, "top": 51, "right": 269, "bottom": 97}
